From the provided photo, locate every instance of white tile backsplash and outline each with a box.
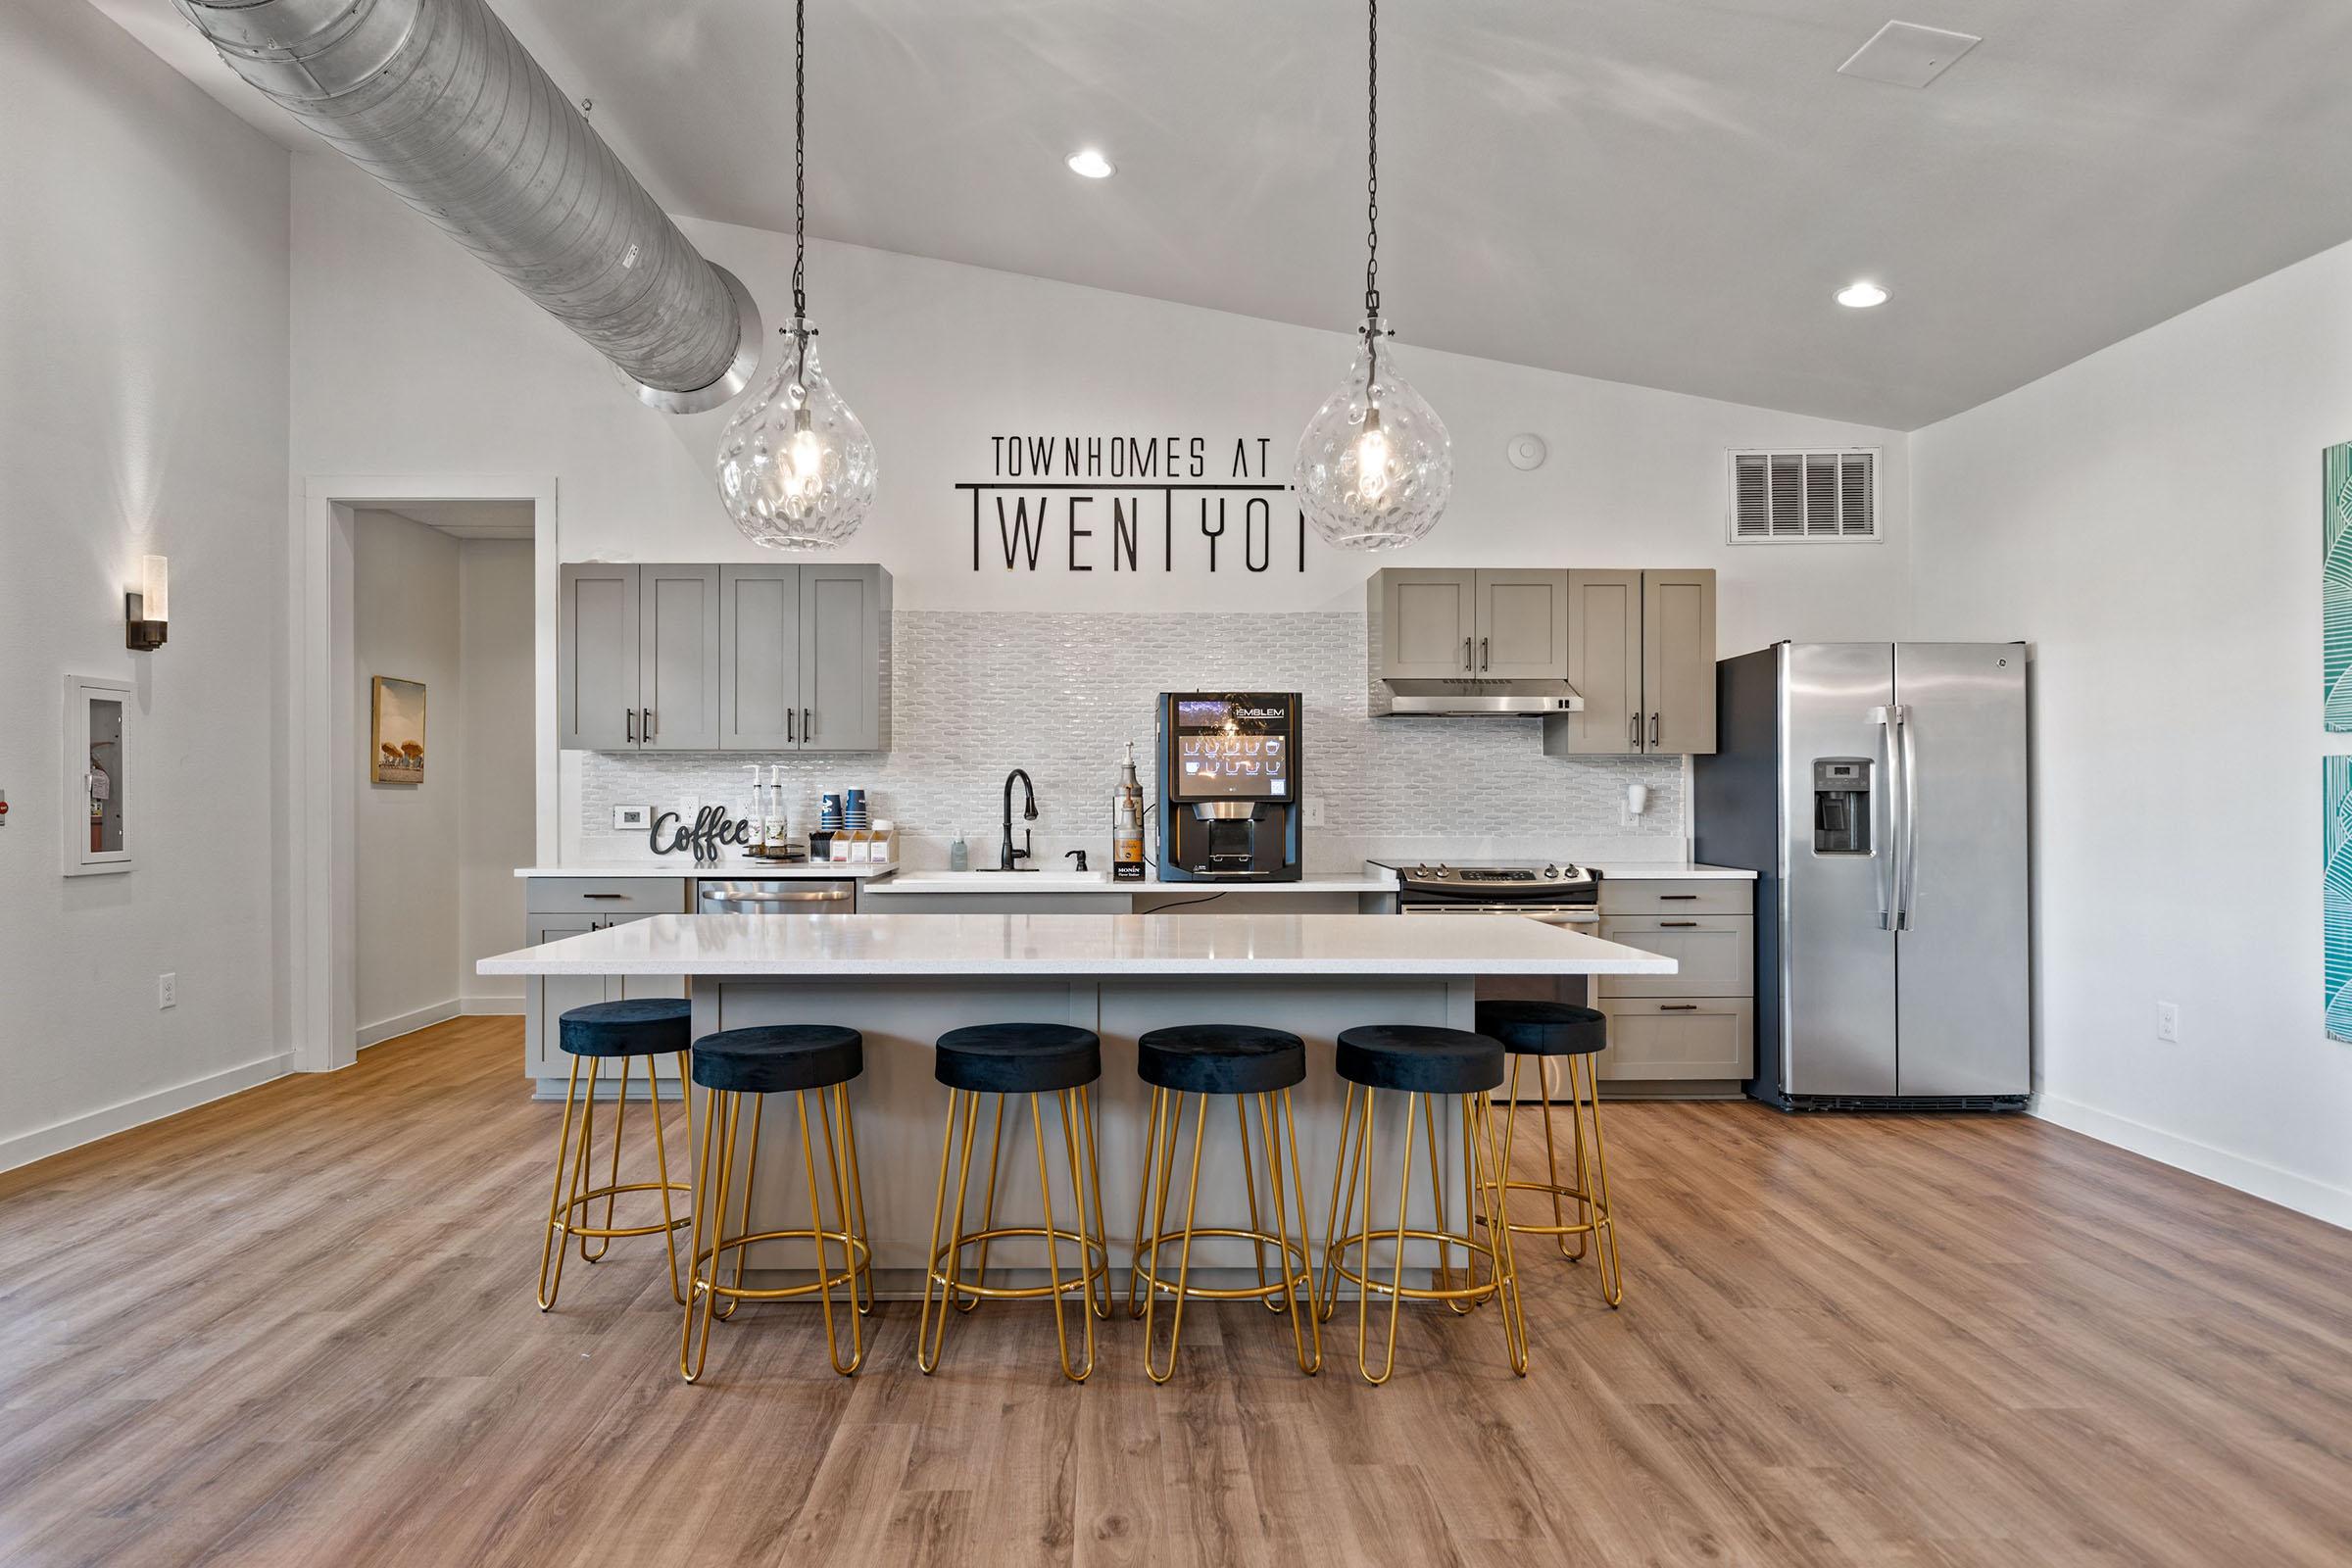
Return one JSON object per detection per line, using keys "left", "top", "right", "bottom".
{"left": 577, "top": 611, "right": 1684, "bottom": 869}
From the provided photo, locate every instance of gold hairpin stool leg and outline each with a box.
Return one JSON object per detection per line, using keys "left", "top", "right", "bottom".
{"left": 680, "top": 1076, "right": 871, "bottom": 1384}
{"left": 916, "top": 1086, "right": 1108, "bottom": 1383}
{"left": 1130, "top": 1085, "right": 1321, "bottom": 1382}
{"left": 1324, "top": 1085, "right": 1527, "bottom": 1384}
{"left": 1492, "top": 1052, "right": 1623, "bottom": 1307}
{"left": 537, "top": 1048, "right": 694, "bottom": 1312}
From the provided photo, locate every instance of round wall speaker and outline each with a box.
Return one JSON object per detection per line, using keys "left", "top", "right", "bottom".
{"left": 1506, "top": 433, "right": 1547, "bottom": 470}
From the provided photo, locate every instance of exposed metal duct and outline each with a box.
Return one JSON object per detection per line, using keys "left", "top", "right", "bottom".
{"left": 173, "top": 0, "right": 761, "bottom": 413}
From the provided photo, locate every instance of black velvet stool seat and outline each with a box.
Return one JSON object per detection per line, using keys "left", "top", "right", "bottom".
{"left": 1322, "top": 1023, "right": 1526, "bottom": 1384}
{"left": 1129, "top": 1025, "right": 1319, "bottom": 1382}
{"left": 680, "top": 1026, "right": 871, "bottom": 1384}
{"left": 919, "top": 1024, "right": 1110, "bottom": 1383}
{"left": 1475, "top": 999, "right": 1623, "bottom": 1307}
{"left": 537, "top": 999, "right": 695, "bottom": 1314}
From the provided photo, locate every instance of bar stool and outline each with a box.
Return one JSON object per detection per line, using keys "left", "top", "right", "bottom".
{"left": 918, "top": 1023, "right": 1109, "bottom": 1383}
{"left": 1476, "top": 999, "right": 1623, "bottom": 1306}
{"left": 1322, "top": 1024, "right": 1526, "bottom": 1384}
{"left": 1129, "top": 1024, "right": 1320, "bottom": 1382}
{"left": 537, "top": 998, "right": 693, "bottom": 1312}
{"left": 679, "top": 1025, "right": 871, "bottom": 1383}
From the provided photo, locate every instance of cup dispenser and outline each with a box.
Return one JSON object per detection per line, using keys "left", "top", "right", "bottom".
{"left": 1811, "top": 758, "right": 1872, "bottom": 855}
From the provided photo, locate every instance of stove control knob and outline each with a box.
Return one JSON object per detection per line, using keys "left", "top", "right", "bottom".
{"left": 1413, "top": 864, "right": 1431, "bottom": 879}
{"left": 1543, "top": 863, "right": 1558, "bottom": 878}
{"left": 1436, "top": 863, "right": 1451, "bottom": 877}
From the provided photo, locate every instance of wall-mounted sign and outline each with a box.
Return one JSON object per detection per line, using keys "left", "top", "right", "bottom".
{"left": 958, "top": 434, "right": 1303, "bottom": 575}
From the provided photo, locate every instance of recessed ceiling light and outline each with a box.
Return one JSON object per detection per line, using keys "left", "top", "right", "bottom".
{"left": 1837, "top": 281, "right": 1889, "bottom": 309}
{"left": 1065, "top": 149, "right": 1115, "bottom": 179}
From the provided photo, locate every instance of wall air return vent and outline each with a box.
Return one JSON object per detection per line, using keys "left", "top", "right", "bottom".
{"left": 1728, "top": 449, "right": 1880, "bottom": 544}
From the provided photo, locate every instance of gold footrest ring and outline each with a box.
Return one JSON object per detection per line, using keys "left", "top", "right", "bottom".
{"left": 927, "top": 1225, "right": 1108, "bottom": 1302}
{"left": 1133, "top": 1226, "right": 1315, "bottom": 1304}
{"left": 1326, "top": 1228, "right": 1513, "bottom": 1305}
{"left": 549, "top": 1180, "right": 695, "bottom": 1243}
{"left": 1475, "top": 1176, "right": 1607, "bottom": 1239}
{"left": 690, "top": 1227, "right": 870, "bottom": 1304}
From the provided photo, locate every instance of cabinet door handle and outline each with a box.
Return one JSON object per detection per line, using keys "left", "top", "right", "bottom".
{"left": 1659, "top": 894, "right": 1698, "bottom": 901}
{"left": 582, "top": 893, "right": 625, "bottom": 901}
{"left": 1659, "top": 920, "right": 1698, "bottom": 928}
{"left": 786, "top": 707, "right": 795, "bottom": 743}
{"left": 1480, "top": 636, "right": 1491, "bottom": 671}
{"left": 625, "top": 708, "right": 636, "bottom": 744}
{"left": 1659, "top": 1004, "right": 1698, "bottom": 1011}
{"left": 1463, "top": 636, "right": 1473, "bottom": 671}
{"left": 803, "top": 707, "right": 812, "bottom": 741}
{"left": 646, "top": 708, "right": 657, "bottom": 742}
{"left": 1629, "top": 712, "right": 1642, "bottom": 749}
{"left": 1649, "top": 712, "right": 1661, "bottom": 747}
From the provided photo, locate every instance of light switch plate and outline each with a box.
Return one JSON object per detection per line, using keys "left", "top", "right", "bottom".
{"left": 612, "top": 805, "right": 650, "bottom": 830}
{"left": 1838, "top": 22, "right": 1982, "bottom": 88}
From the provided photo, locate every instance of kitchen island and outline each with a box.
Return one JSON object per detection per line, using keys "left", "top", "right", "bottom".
{"left": 480, "top": 911, "right": 1673, "bottom": 1297}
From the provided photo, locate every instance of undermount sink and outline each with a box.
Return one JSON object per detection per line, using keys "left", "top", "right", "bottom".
{"left": 888, "top": 869, "right": 1118, "bottom": 891}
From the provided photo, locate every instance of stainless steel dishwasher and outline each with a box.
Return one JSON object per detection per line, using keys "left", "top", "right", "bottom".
{"left": 698, "top": 878, "right": 859, "bottom": 914}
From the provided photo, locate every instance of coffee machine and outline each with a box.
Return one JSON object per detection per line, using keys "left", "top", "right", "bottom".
{"left": 1154, "top": 692, "right": 1302, "bottom": 882}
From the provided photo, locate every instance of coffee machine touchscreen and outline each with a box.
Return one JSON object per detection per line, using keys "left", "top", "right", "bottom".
{"left": 1173, "top": 700, "right": 1289, "bottom": 799}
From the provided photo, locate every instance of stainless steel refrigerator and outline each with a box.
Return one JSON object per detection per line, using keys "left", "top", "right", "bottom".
{"left": 1693, "top": 643, "right": 2030, "bottom": 1109}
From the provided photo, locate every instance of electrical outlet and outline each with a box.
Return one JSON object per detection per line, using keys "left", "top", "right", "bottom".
{"left": 157, "top": 972, "right": 176, "bottom": 1009}
{"left": 2155, "top": 1002, "right": 2180, "bottom": 1043}
{"left": 1302, "top": 796, "right": 1326, "bottom": 828}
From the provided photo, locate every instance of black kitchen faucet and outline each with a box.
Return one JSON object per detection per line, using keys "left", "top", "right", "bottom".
{"left": 1000, "top": 768, "right": 1038, "bottom": 871}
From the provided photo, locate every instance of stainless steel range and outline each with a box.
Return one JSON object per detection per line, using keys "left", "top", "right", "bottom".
{"left": 1383, "top": 860, "right": 1601, "bottom": 930}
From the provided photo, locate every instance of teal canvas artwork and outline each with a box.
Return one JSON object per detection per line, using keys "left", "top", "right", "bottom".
{"left": 2329, "top": 759, "right": 2352, "bottom": 1043}
{"left": 2327, "top": 443, "right": 2352, "bottom": 730}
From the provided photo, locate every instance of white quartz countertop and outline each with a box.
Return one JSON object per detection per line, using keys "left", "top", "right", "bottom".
{"left": 1585, "top": 862, "right": 1757, "bottom": 881}
{"left": 514, "top": 863, "right": 900, "bottom": 880}
{"left": 861, "top": 870, "right": 1396, "bottom": 896}
{"left": 477, "top": 911, "right": 1676, "bottom": 978}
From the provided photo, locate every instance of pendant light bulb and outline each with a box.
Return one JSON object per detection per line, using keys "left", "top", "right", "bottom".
{"left": 1292, "top": 0, "right": 1451, "bottom": 552}
{"left": 713, "top": 0, "right": 876, "bottom": 550}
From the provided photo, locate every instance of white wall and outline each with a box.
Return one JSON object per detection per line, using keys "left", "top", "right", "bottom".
{"left": 351, "top": 511, "right": 461, "bottom": 1040}
{"left": 457, "top": 538, "right": 534, "bottom": 1007}
{"left": 0, "top": 0, "right": 291, "bottom": 1167}
{"left": 288, "top": 153, "right": 1915, "bottom": 860}
{"left": 1913, "top": 239, "right": 2352, "bottom": 1226}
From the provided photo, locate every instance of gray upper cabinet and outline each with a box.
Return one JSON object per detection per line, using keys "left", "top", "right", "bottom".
{"left": 1544, "top": 566, "right": 1717, "bottom": 757}
{"left": 564, "top": 562, "right": 891, "bottom": 753}
{"left": 1475, "top": 569, "right": 1571, "bottom": 678}
{"left": 799, "top": 563, "right": 889, "bottom": 752}
{"left": 1643, "top": 568, "right": 1717, "bottom": 754}
{"left": 638, "top": 564, "right": 721, "bottom": 751}
{"left": 1554, "top": 569, "right": 1643, "bottom": 755}
{"left": 717, "top": 564, "right": 802, "bottom": 750}
{"left": 1375, "top": 568, "right": 1480, "bottom": 678}
{"left": 558, "top": 563, "right": 639, "bottom": 750}
{"left": 1373, "top": 567, "right": 1570, "bottom": 679}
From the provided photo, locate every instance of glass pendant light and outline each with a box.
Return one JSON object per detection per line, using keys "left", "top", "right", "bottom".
{"left": 1293, "top": 0, "right": 1451, "bottom": 552}
{"left": 715, "top": 0, "right": 877, "bottom": 549}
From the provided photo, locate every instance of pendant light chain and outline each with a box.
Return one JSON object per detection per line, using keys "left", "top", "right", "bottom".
{"left": 1363, "top": 0, "right": 1381, "bottom": 388}
{"left": 792, "top": 0, "right": 808, "bottom": 322}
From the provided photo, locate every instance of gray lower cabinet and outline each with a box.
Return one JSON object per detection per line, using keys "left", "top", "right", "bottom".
{"left": 522, "top": 879, "right": 690, "bottom": 1086}
{"left": 1592, "top": 877, "right": 1753, "bottom": 1091}
{"left": 1543, "top": 567, "right": 1717, "bottom": 757}
{"left": 564, "top": 561, "right": 890, "bottom": 753}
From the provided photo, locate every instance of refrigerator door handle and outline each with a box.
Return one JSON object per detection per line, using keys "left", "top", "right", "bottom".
{"left": 1868, "top": 706, "right": 1895, "bottom": 929}
{"left": 1894, "top": 703, "right": 1919, "bottom": 930}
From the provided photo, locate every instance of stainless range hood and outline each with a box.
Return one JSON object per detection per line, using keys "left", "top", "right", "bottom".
{"left": 1372, "top": 680, "right": 1585, "bottom": 717}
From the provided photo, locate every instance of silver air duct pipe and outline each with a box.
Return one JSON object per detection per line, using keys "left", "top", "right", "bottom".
{"left": 173, "top": 0, "right": 760, "bottom": 413}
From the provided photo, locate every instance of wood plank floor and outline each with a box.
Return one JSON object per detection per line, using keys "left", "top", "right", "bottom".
{"left": 2, "top": 1015, "right": 2347, "bottom": 1567}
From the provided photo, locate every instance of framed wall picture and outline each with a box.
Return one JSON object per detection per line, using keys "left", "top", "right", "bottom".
{"left": 2328, "top": 758, "right": 2352, "bottom": 1044}
{"left": 2326, "top": 442, "right": 2352, "bottom": 731}
{"left": 370, "top": 676, "right": 426, "bottom": 784}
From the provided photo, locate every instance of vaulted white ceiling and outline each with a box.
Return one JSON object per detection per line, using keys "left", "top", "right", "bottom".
{"left": 98, "top": 0, "right": 2352, "bottom": 427}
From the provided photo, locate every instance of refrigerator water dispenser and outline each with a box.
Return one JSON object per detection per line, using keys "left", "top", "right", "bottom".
{"left": 1811, "top": 758, "right": 1872, "bottom": 855}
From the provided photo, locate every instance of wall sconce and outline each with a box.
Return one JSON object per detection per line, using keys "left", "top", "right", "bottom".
{"left": 125, "top": 554, "right": 169, "bottom": 651}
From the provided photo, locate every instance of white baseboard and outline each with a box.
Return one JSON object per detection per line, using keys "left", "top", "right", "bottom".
{"left": 461, "top": 995, "right": 524, "bottom": 1016}
{"left": 356, "top": 999, "right": 461, "bottom": 1049}
{"left": 0, "top": 1053, "right": 295, "bottom": 1175}
{"left": 2032, "top": 1093, "right": 2352, "bottom": 1232}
